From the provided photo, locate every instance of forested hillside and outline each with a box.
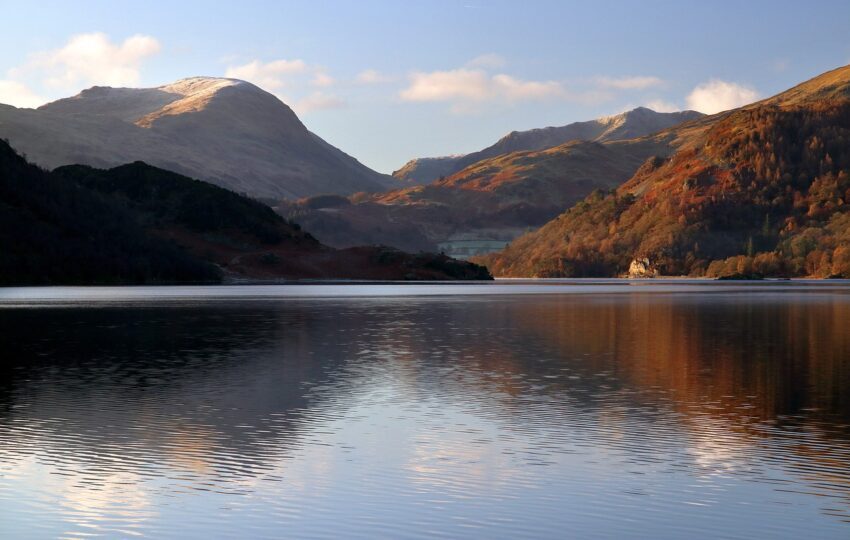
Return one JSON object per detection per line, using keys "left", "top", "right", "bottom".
{"left": 0, "top": 140, "right": 219, "bottom": 284}
{"left": 478, "top": 65, "right": 850, "bottom": 278}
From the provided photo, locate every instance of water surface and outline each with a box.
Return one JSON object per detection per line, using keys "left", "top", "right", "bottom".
{"left": 1, "top": 281, "right": 849, "bottom": 538}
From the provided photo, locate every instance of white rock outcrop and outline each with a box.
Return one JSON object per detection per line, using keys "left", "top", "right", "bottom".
{"left": 628, "top": 257, "right": 658, "bottom": 278}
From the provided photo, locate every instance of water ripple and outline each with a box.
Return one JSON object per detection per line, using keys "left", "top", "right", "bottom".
{"left": 0, "top": 287, "right": 848, "bottom": 538}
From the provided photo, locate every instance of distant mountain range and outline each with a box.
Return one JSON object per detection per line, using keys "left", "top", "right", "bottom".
{"left": 0, "top": 77, "right": 396, "bottom": 199}
{"left": 477, "top": 65, "right": 850, "bottom": 278}
{"left": 5, "top": 64, "right": 850, "bottom": 281}
{"left": 392, "top": 107, "right": 704, "bottom": 184}
{"left": 0, "top": 139, "right": 490, "bottom": 285}
{"left": 282, "top": 107, "right": 705, "bottom": 254}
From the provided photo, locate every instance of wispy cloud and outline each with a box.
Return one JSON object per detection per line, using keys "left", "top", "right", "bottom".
{"left": 772, "top": 58, "right": 789, "bottom": 73}
{"left": 594, "top": 75, "right": 664, "bottom": 90}
{"left": 295, "top": 91, "right": 346, "bottom": 113}
{"left": 0, "top": 32, "right": 161, "bottom": 108}
{"left": 224, "top": 59, "right": 307, "bottom": 90}
{"left": 399, "top": 58, "right": 671, "bottom": 114}
{"left": 466, "top": 53, "right": 506, "bottom": 69}
{"left": 225, "top": 57, "right": 347, "bottom": 113}
{"left": 686, "top": 79, "right": 759, "bottom": 114}
{"left": 355, "top": 69, "right": 395, "bottom": 84}
{"left": 643, "top": 99, "right": 680, "bottom": 113}
{"left": 400, "top": 68, "right": 566, "bottom": 106}
{"left": 0, "top": 80, "right": 46, "bottom": 108}
{"left": 14, "top": 33, "right": 161, "bottom": 90}
{"left": 311, "top": 72, "right": 335, "bottom": 87}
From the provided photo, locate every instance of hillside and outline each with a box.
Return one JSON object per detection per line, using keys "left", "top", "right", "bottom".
{"left": 280, "top": 121, "right": 688, "bottom": 254}
{"left": 391, "top": 155, "right": 463, "bottom": 185}
{"left": 0, "top": 77, "right": 394, "bottom": 199}
{"left": 0, "top": 140, "right": 220, "bottom": 284}
{"left": 392, "top": 108, "right": 703, "bottom": 184}
{"left": 0, "top": 141, "right": 491, "bottom": 284}
{"left": 477, "top": 65, "right": 850, "bottom": 278}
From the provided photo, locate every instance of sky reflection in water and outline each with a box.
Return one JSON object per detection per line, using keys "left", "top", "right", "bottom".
{"left": 0, "top": 283, "right": 849, "bottom": 539}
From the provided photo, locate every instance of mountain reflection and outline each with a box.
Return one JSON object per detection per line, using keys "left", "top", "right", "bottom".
{"left": 0, "top": 291, "right": 849, "bottom": 538}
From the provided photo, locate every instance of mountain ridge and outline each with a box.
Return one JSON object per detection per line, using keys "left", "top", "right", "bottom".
{"left": 477, "top": 64, "right": 850, "bottom": 278}
{"left": 392, "top": 107, "right": 704, "bottom": 184}
{"left": 0, "top": 77, "right": 395, "bottom": 199}
{"left": 283, "top": 108, "right": 695, "bottom": 254}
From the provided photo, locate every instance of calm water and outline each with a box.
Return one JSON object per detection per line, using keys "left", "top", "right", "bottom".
{"left": 1, "top": 281, "right": 849, "bottom": 539}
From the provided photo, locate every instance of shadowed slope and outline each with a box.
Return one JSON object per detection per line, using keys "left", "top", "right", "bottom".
{"left": 0, "top": 140, "right": 220, "bottom": 284}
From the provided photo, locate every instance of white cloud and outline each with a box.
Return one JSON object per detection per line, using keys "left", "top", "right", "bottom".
{"left": 686, "top": 79, "right": 759, "bottom": 114}
{"left": 400, "top": 69, "right": 488, "bottom": 102}
{"left": 224, "top": 58, "right": 344, "bottom": 113}
{"left": 311, "top": 72, "right": 335, "bottom": 87}
{"left": 595, "top": 75, "right": 664, "bottom": 90}
{"left": 355, "top": 69, "right": 394, "bottom": 84}
{"left": 492, "top": 74, "right": 565, "bottom": 100}
{"left": 224, "top": 59, "right": 307, "bottom": 90}
{"left": 398, "top": 65, "right": 668, "bottom": 113}
{"left": 17, "top": 33, "right": 161, "bottom": 90}
{"left": 400, "top": 68, "right": 566, "bottom": 105}
{"left": 644, "top": 99, "right": 680, "bottom": 113}
{"left": 0, "top": 80, "right": 46, "bottom": 108}
{"left": 466, "top": 53, "right": 506, "bottom": 69}
{"left": 295, "top": 92, "right": 346, "bottom": 113}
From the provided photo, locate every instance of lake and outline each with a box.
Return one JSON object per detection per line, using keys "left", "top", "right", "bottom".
{"left": 1, "top": 280, "right": 849, "bottom": 539}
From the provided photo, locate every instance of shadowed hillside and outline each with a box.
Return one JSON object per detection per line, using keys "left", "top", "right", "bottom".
{"left": 0, "top": 140, "right": 220, "bottom": 284}
{"left": 0, "top": 142, "right": 491, "bottom": 284}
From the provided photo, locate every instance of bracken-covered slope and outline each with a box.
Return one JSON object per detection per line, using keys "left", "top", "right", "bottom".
{"left": 477, "top": 65, "right": 850, "bottom": 278}
{"left": 0, "top": 77, "right": 395, "bottom": 199}
{"left": 392, "top": 107, "right": 703, "bottom": 184}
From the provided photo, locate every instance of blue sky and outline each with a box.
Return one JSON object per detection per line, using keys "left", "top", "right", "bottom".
{"left": 1, "top": 0, "right": 849, "bottom": 172}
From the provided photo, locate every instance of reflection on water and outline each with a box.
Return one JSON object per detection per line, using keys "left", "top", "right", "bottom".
{"left": 0, "top": 284, "right": 849, "bottom": 539}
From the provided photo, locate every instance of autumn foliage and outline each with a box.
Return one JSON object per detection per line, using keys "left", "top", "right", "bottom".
{"left": 479, "top": 79, "right": 850, "bottom": 278}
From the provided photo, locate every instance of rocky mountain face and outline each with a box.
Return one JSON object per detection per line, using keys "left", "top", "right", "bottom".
{"left": 477, "top": 65, "right": 850, "bottom": 279}
{"left": 0, "top": 77, "right": 395, "bottom": 199}
{"left": 392, "top": 107, "right": 704, "bottom": 185}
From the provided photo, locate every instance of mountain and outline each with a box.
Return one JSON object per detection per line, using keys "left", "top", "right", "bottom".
{"left": 0, "top": 140, "right": 221, "bottom": 284}
{"left": 0, "top": 77, "right": 395, "bottom": 199}
{"left": 280, "top": 109, "right": 702, "bottom": 256}
{"left": 0, "top": 140, "right": 491, "bottom": 284}
{"left": 392, "top": 107, "right": 703, "bottom": 184}
{"left": 392, "top": 155, "right": 463, "bottom": 184}
{"left": 477, "top": 65, "right": 850, "bottom": 278}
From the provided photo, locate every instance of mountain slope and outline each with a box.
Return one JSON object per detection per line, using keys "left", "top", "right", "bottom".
{"left": 392, "top": 155, "right": 463, "bottom": 184}
{"left": 0, "top": 77, "right": 394, "bottom": 199}
{"left": 0, "top": 140, "right": 490, "bottom": 284}
{"left": 392, "top": 108, "right": 703, "bottom": 184}
{"left": 477, "top": 65, "right": 850, "bottom": 278}
{"left": 0, "top": 140, "right": 221, "bottom": 284}
{"left": 281, "top": 117, "right": 689, "bottom": 254}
